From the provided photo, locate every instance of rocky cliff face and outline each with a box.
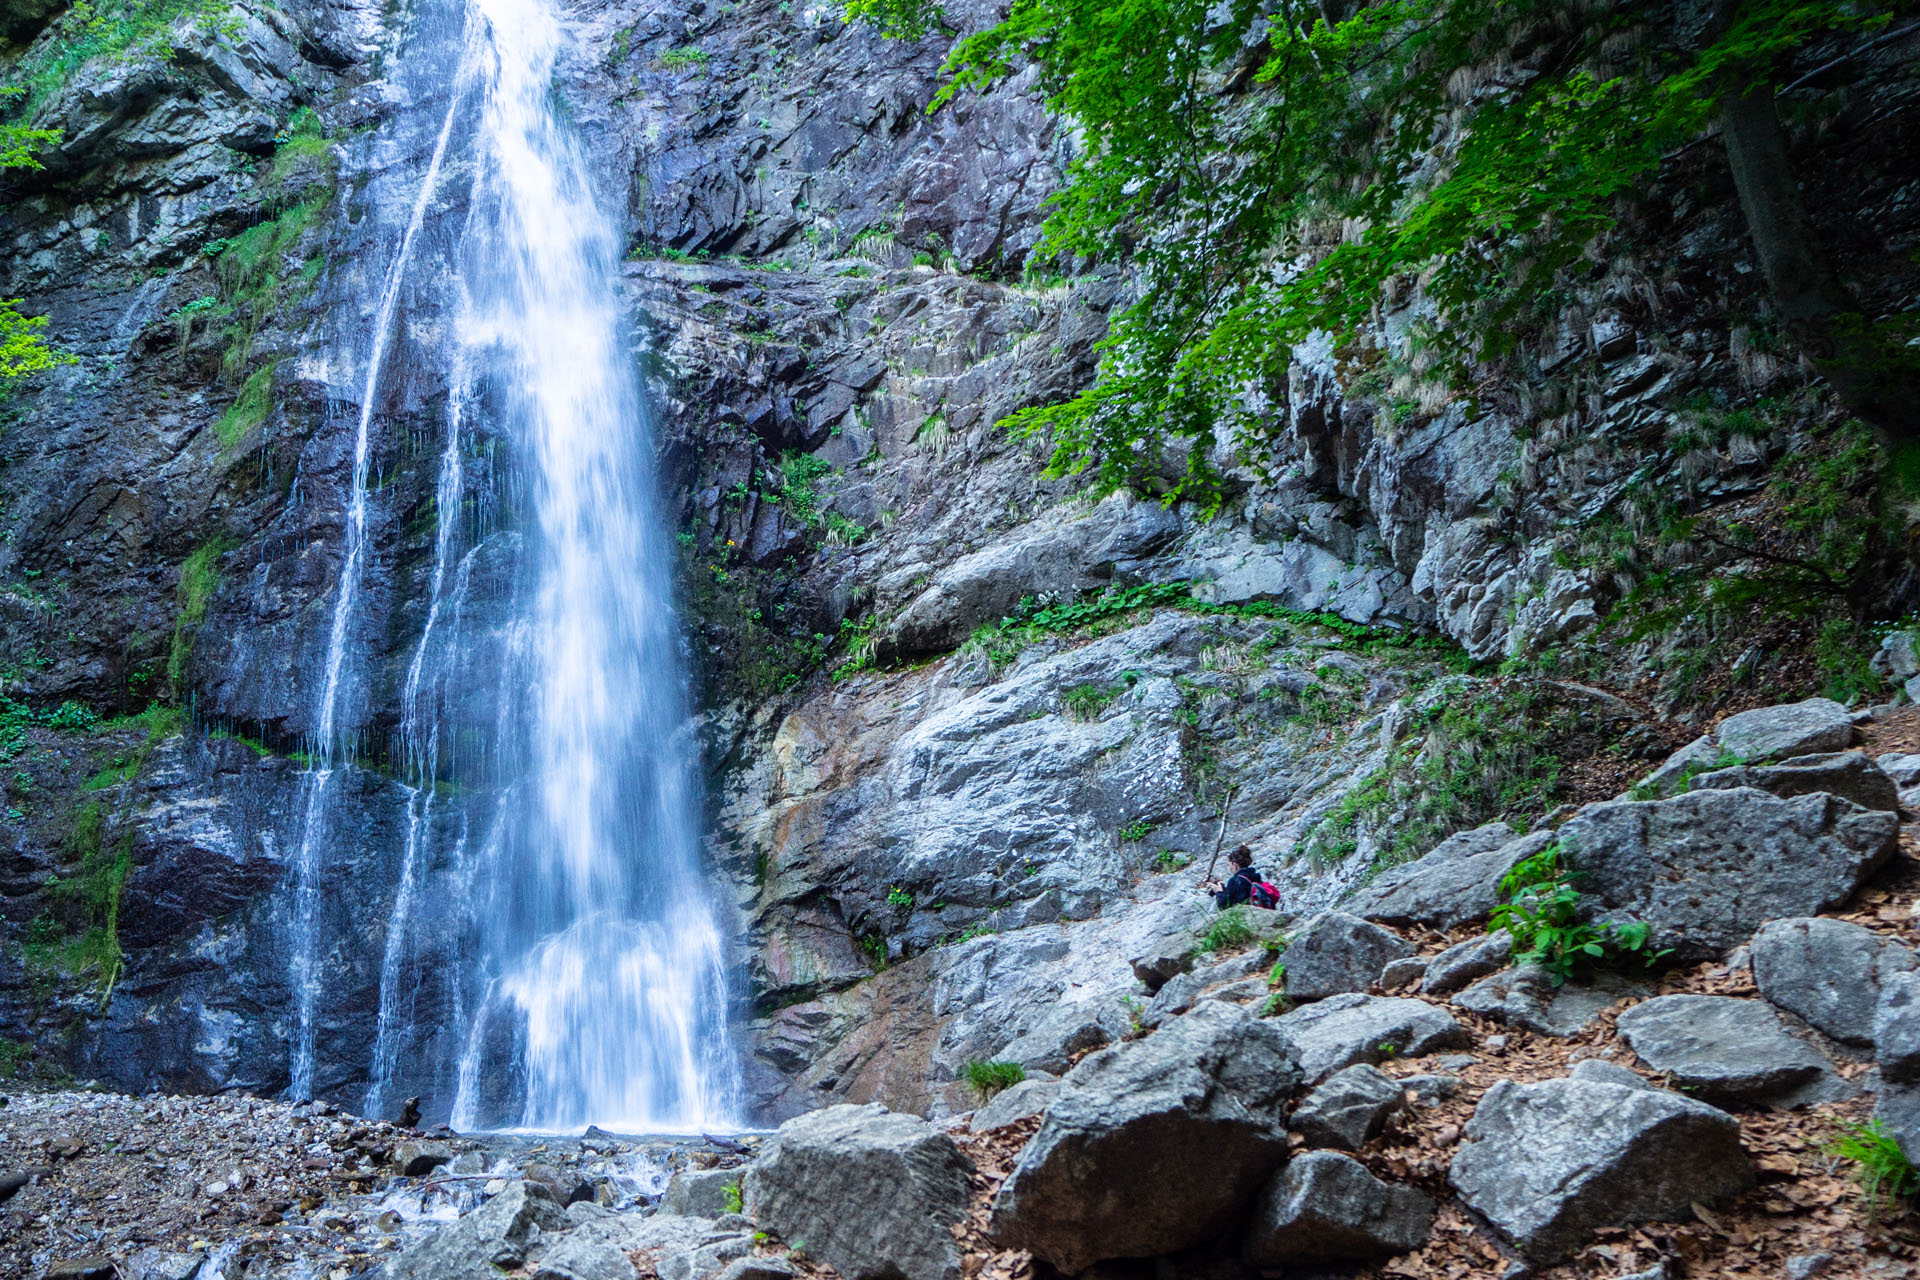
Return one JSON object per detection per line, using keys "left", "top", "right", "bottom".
{"left": 2, "top": 0, "right": 1917, "bottom": 1131}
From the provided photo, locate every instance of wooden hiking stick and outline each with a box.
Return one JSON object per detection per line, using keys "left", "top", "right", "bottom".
{"left": 1199, "top": 786, "right": 1239, "bottom": 887}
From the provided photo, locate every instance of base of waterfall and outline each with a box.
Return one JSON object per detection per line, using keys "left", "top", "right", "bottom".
{"left": 0, "top": 1086, "right": 754, "bottom": 1280}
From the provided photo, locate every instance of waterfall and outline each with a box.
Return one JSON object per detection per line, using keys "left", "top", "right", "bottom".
{"left": 292, "top": 0, "right": 741, "bottom": 1133}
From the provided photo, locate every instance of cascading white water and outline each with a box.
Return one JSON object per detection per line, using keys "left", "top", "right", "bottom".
{"left": 294, "top": 0, "right": 740, "bottom": 1131}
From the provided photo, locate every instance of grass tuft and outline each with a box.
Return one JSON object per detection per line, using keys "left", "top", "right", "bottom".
{"left": 962, "top": 1059, "right": 1026, "bottom": 1101}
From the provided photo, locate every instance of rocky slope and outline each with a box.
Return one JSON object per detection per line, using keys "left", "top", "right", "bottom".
{"left": 1, "top": 0, "right": 1919, "bottom": 1196}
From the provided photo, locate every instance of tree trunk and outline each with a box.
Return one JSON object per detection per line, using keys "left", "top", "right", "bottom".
{"left": 1720, "top": 80, "right": 1916, "bottom": 440}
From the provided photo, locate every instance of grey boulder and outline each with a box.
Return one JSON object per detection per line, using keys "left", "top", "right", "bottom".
{"left": 1568, "top": 1059, "right": 1652, "bottom": 1091}
{"left": 376, "top": 1181, "right": 570, "bottom": 1279}
{"left": 1347, "top": 826, "right": 1550, "bottom": 928}
{"left": 1688, "top": 750, "right": 1900, "bottom": 812}
{"left": 971, "top": 1078, "right": 1060, "bottom": 1131}
{"left": 1280, "top": 911, "right": 1415, "bottom": 1001}
{"left": 743, "top": 1104, "right": 975, "bottom": 1280}
{"left": 988, "top": 1001, "right": 1299, "bottom": 1273}
{"left": 1616, "top": 995, "right": 1842, "bottom": 1103}
{"left": 1752, "top": 916, "right": 1918, "bottom": 1046}
{"left": 1875, "top": 970, "right": 1920, "bottom": 1161}
{"left": 995, "top": 996, "right": 1131, "bottom": 1074}
{"left": 1453, "top": 965, "right": 1650, "bottom": 1037}
{"left": 1629, "top": 735, "right": 1722, "bottom": 799}
{"left": 1556, "top": 788, "right": 1896, "bottom": 958}
{"left": 1450, "top": 1077, "right": 1753, "bottom": 1262}
{"left": 660, "top": 1166, "right": 744, "bottom": 1218}
{"left": 1271, "top": 993, "right": 1471, "bottom": 1082}
{"left": 1715, "top": 697, "right": 1854, "bottom": 762}
{"left": 1422, "top": 931, "right": 1512, "bottom": 996}
{"left": 1242, "top": 1151, "right": 1433, "bottom": 1266}
{"left": 1290, "top": 1063, "right": 1404, "bottom": 1150}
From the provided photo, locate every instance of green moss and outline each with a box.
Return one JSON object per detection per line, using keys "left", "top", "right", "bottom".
{"left": 167, "top": 539, "right": 230, "bottom": 687}
{"left": 31, "top": 799, "right": 133, "bottom": 1000}
{"left": 212, "top": 198, "right": 327, "bottom": 380}
{"left": 215, "top": 361, "right": 277, "bottom": 453}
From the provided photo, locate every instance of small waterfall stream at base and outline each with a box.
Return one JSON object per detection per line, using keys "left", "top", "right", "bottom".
{"left": 287, "top": 0, "right": 741, "bottom": 1133}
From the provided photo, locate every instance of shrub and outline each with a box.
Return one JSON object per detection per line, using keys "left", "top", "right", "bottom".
{"left": 1061, "top": 682, "right": 1118, "bottom": 720}
{"left": 962, "top": 1059, "right": 1026, "bottom": 1101}
{"left": 1826, "top": 1120, "right": 1918, "bottom": 1220}
{"left": 1118, "top": 818, "right": 1155, "bottom": 843}
{"left": 1487, "top": 844, "right": 1666, "bottom": 985}
{"left": 721, "top": 1179, "right": 744, "bottom": 1214}
{"left": 1190, "top": 905, "right": 1255, "bottom": 958}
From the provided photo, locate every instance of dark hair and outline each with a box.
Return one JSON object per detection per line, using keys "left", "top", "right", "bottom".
{"left": 1228, "top": 844, "right": 1253, "bottom": 868}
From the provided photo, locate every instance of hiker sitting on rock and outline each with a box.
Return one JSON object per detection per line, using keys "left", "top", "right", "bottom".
{"left": 1204, "top": 845, "right": 1276, "bottom": 909}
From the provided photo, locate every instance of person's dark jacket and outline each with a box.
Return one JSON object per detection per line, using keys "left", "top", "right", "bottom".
{"left": 1215, "top": 866, "right": 1262, "bottom": 909}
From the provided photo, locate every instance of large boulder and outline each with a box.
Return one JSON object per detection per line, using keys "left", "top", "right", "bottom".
{"left": 1715, "top": 697, "right": 1854, "bottom": 762}
{"left": 994, "top": 996, "right": 1132, "bottom": 1074}
{"left": 1556, "top": 788, "right": 1897, "bottom": 958}
{"left": 1346, "top": 827, "right": 1549, "bottom": 929}
{"left": 1450, "top": 1077, "right": 1754, "bottom": 1263}
{"left": 742, "top": 1105, "right": 975, "bottom": 1280}
{"left": 1615, "top": 995, "right": 1842, "bottom": 1103}
{"left": 1242, "top": 1151, "right": 1433, "bottom": 1266}
{"left": 1290, "top": 1064, "right": 1404, "bottom": 1150}
{"left": 660, "top": 1167, "right": 744, "bottom": 1218}
{"left": 1270, "top": 994, "right": 1471, "bottom": 1082}
{"left": 1422, "top": 931, "right": 1512, "bottom": 996}
{"left": 376, "top": 1182, "right": 570, "bottom": 1279}
{"left": 1752, "top": 917, "right": 1919, "bottom": 1046}
{"left": 987, "top": 1002, "right": 1299, "bottom": 1273}
{"left": 1280, "top": 912, "right": 1415, "bottom": 1001}
{"left": 971, "top": 1078, "right": 1060, "bottom": 1131}
{"left": 1454, "top": 965, "right": 1651, "bottom": 1037}
{"left": 1688, "top": 751, "right": 1900, "bottom": 813}
{"left": 1875, "top": 971, "right": 1920, "bottom": 1162}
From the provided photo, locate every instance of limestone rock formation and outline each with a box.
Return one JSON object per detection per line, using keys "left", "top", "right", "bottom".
{"left": 1279, "top": 911, "right": 1416, "bottom": 1001}
{"left": 1451, "top": 1077, "right": 1754, "bottom": 1262}
{"left": 1242, "top": 1151, "right": 1433, "bottom": 1266}
{"left": 743, "top": 1104, "right": 975, "bottom": 1280}
{"left": 1556, "top": 788, "right": 1897, "bottom": 958}
{"left": 1752, "top": 917, "right": 1919, "bottom": 1046}
{"left": 987, "top": 1002, "right": 1298, "bottom": 1273}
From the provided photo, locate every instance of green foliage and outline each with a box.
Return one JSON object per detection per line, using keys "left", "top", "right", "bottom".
{"left": 1305, "top": 681, "right": 1569, "bottom": 872}
{"left": 847, "top": 0, "right": 1893, "bottom": 506}
{"left": 0, "top": 1036, "right": 30, "bottom": 1079}
{"left": 31, "top": 799, "right": 133, "bottom": 999}
{"left": 965, "top": 580, "right": 1463, "bottom": 677}
{"left": 858, "top": 931, "right": 888, "bottom": 968}
{"left": 1487, "top": 844, "right": 1667, "bottom": 986}
{"left": 1061, "top": 681, "right": 1120, "bottom": 720}
{"left": 962, "top": 1059, "right": 1026, "bottom": 1100}
{"left": 0, "top": 300, "right": 76, "bottom": 379}
{"left": 1118, "top": 817, "right": 1154, "bottom": 843}
{"left": 168, "top": 539, "right": 229, "bottom": 687}
{"left": 658, "top": 46, "right": 711, "bottom": 71}
{"left": 215, "top": 361, "right": 277, "bottom": 452}
{"left": 211, "top": 198, "right": 328, "bottom": 380}
{"left": 886, "top": 883, "right": 914, "bottom": 908}
{"left": 266, "top": 106, "right": 333, "bottom": 192}
{"left": 1152, "top": 849, "right": 1191, "bottom": 873}
{"left": 2, "top": 0, "right": 236, "bottom": 121}
{"left": 721, "top": 1179, "right": 744, "bottom": 1214}
{"left": 1190, "top": 905, "right": 1255, "bottom": 958}
{"left": 1826, "top": 1119, "right": 1919, "bottom": 1220}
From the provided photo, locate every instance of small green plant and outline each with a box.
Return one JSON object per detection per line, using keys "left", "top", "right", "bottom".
{"left": 1190, "top": 906, "right": 1256, "bottom": 958}
{"left": 1121, "top": 994, "right": 1147, "bottom": 1036}
{"left": 886, "top": 884, "right": 914, "bottom": 908}
{"left": 721, "top": 1179, "right": 743, "bottom": 1214}
{"left": 1487, "top": 844, "right": 1667, "bottom": 985}
{"left": 1118, "top": 817, "right": 1156, "bottom": 843}
{"left": 1826, "top": 1119, "right": 1919, "bottom": 1220}
{"left": 0, "top": 1036, "right": 29, "bottom": 1079}
{"left": 1259, "top": 991, "right": 1291, "bottom": 1016}
{"left": 167, "top": 539, "right": 230, "bottom": 687}
{"left": 215, "top": 360, "right": 276, "bottom": 452}
{"left": 962, "top": 1059, "right": 1026, "bottom": 1101}
{"left": 858, "top": 932, "right": 888, "bottom": 969}
{"left": 658, "top": 45, "right": 710, "bottom": 71}
{"left": 1061, "top": 682, "right": 1119, "bottom": 721}
{"left": 1152, "top": 849, "right": 1191, "bottom": 873}
{"left": 1267, "top": 959, "right": 1286, "bottom": 989}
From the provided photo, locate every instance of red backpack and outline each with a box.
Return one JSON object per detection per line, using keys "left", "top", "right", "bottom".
{"left": 1248, "top": 879, "right": 1282, "bottom": 909}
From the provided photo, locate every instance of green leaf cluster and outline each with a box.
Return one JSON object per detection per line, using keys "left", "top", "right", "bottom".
{"left": 1487, "top": 843, "right": 1667, "bottom": 985}
{"left": 850, "top": 0, "right": 1905, "bottom": 505}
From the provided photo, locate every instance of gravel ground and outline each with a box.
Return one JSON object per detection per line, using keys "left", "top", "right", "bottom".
{"left": 0, "top": 1089, "right": 750, "bottom": 1279}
